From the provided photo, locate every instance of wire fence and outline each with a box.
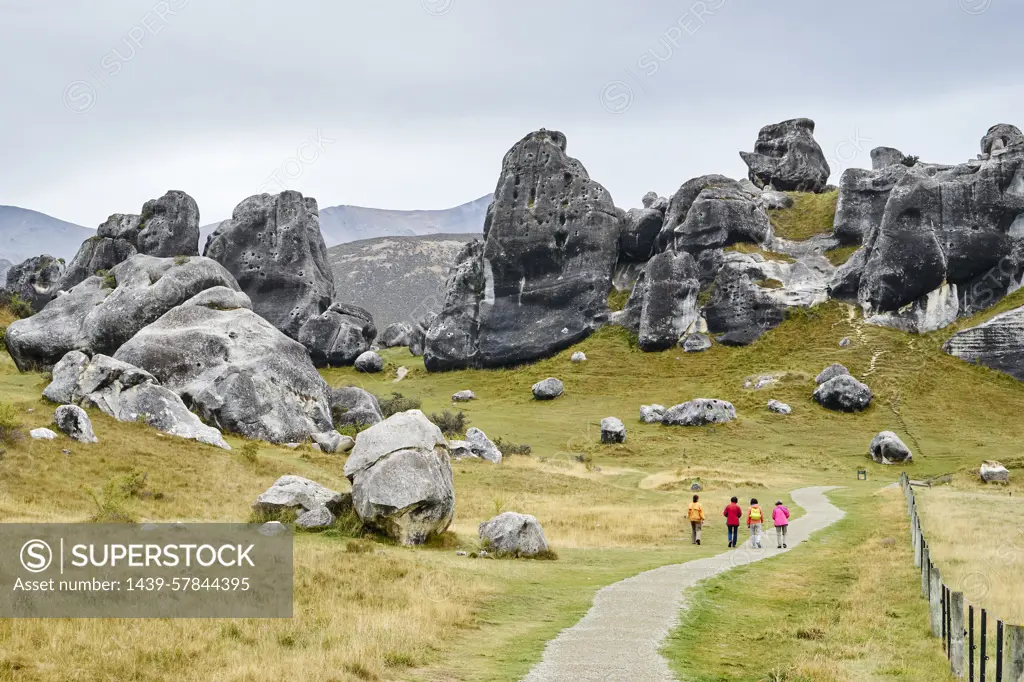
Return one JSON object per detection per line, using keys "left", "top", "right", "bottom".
{"left": 900, "top": 472, "right": 1023, "bottom": 680}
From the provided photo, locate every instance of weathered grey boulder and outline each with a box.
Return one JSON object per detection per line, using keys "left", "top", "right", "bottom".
{"left": 137, "top": 191, "right": 201, "bottom": 258}
{"left": 642, "top": 191, "right": 659, "bottom": 208}
{"left": 451, "top": 390, "right": 475, "bottom": 402}
{"left": 833, "top": 165, "right": 908, "bottom": 244}
{"left": 4, "top": 255, "right": 240, "bottom": 371}
{"left": 681, "top": 333, "right": 712, "bottom": 353}
{"left": 767, "top": 400, "right": 792, "bottom": 415}
{"left": 739, "top": 118, "right": 830, "bottom": 193}
{"left": 871, "top": 147, "right": 906, "bottom": 170}
{"left": 620, "top": 251, "right": 701, "bottom": 352}
{"left": 619, "top": 207, "right": 664, "bottom": 262}
{"left": 869, "top": 431, "right": 912, "bottom": 465}
{"left": 980, "top": 460, "right": 1010, "bottom": 483}
{"left": 943, "top": 305, "right": 1024, "bottom": 381}
{"left": 311, "top": 431, "right": 352, "bottom": 454}
{"left": 662, "top": 399, "right": 736, "bottom": 426}
{"left": 58, "top": 233, "right": 139, "bottom": 293}
{"left": 827, "top": 248, "right": 867, "bottom": 301}
{"left": 253, "top": 475, "right": 344, "bottom": 515}
{"left": 299, "top": 303, "right": 376, "bottom": 367}
{"left": 53, "top": 405, "right": 97, "bottom": 443}
{"left": 295, "top": 506, "right": 335, "bottom": 530}
{"left": 344, "top": 410, "right": 454, "bottom": 545}
{"left": 114, "top": 290, "right": 332, "bottom": 443}
{"left": 600, "top": 417, "right": 626, "bottom": 443}
{"left": 447, "top": 440, "right": 475, "bottom": 459}
{"left": 657, "top": 176, "right": 770, "bottom": 254}
{"left": 570, "top": 351, "right": 587, "bottom": 363}
{"left": 380, "top": 322, "right": 413, "bottom": 348}
{"left": 424, "top": 130, "right": 620, "bottom": 371}
{"left": 980, "top": 124, "right": 1024, "bottom": 157}
{"left": 44, "top": 351, "right": 230, "bottom": 449}
{"left": 30, "top": 428, "right": 57, "bottom": 440}
{"left": 204, "top": 191, "right": 334, "bottom": 339}
{"left": 354, "top": 351, "right": 384, "bottom": 373}
{"left": 478, "top": 512, "right": 550, "bottom": 558}
{"left": 759, "top": 190, "right": 794, "bottom": 210}
{"left": 813, "top": 375, "right": 872, "bottom": 412}
{"left": 640, "top": 404, "right": 666, "bottom": 424}
{"left": 408, "top": 312, "right": 437, "bottom": 357}
{"left": 4, "top": 255, "right": 64, "bottom": 312}
{"left": 532, "top": 378, "right": 564, "bottom": 400}
{"left": 465, "top": 427, "right": 502, "bottom": 463}
{"left": 815, "top": 363, "right": 850, "bottom": 385}
{"left": 329, "top": 386, "right": 383, "bottom": 428}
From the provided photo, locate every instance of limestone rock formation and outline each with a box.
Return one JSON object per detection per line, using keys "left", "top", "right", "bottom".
{"left": 53, "top": 404, "right": 97, "bottom": 443}
{"left": 253, "top": 475, "right": 347, "bottom": 517}
{"left": 464, "top": 427, "right": 502, "bottom": 463}
{"left": 815, "top": 363, "right": 850, "bottom": 385}
{"left": 980, "top": 124, "right": 1024, "bottom": 158}
{"left": 409, "top": 312, "right": 437, "bottom": 357}
{"left": 813, "top": 375, "right": 872, "bottom": 412}
{"left": 871, "top": 147, "right": 906, "bottom": 170}
{"left": 980, "top": 460, "right": 1010, "bottom": 483}
{"left": 740, "top": 118, "right": 831, "bottom": 193}
{"left": 478, "top": 512, "right": 550, "bottom": 557}
{"left": 424, "top": 130, "right": 620, "bottom": 371}
{"left": 204, "top": 191, "right": 334, "bottom": 339}
{"left": 355, "top": 351, "right": 384, "bottom": 373}
{"left": 640, "top": 404, "right": 666, "bottom": 424}
{"left": 662, "top": 399, "right": 736, "bottom": 426}
{"left": 44, "top": 351, "right": 229, "bottom": 449}
{"left": 682, "top": 333, "right": 712, "bottom": 353}
{"left": 532, "top": 378, "right": 564, "bottom": 400}
{"left": 4, "top": 255, "right": 240, "bottom": 371}
{"left": 620, "top": 251, "right": 701, "bottom": 352}
{"left": 600, "top": 417, "right": 626, "bottom": 443}
{"left": 4, "top": 255, "right": 64, "bottom": 312}
{"left": 298, "top": 303, "right": 376, "bottom": 367}
{"left": 58, "top": 232, "right": 138, "bottom": 293}
{"left": 869, "top": 431, "right": 912, "bottom": 465}
{"left": 619, "top": 196, "right": 666, "bottom": 262}
{"left": 570, "top": 351, "right": 587, "bottom": 363}
{"left": 30, "top": 428, "right": 57, "bottom": 440}
{"left": 311, "top": 431, "right": 352, "bottom": 454}
{"left": 767, "top": 400, "right": 792, "bottom": 415}
{"left": 832, "top": 165, "right": 908, "bottom": 244}
{"left": 943, "top": 305, "right": 1024, "bottom": 381}
{"left": 343, "top": 410, "right": 455, "bottom": 545}
{"left": 451, "top": 390, "right": 475, "bottom": 402}
{"left": 658, "top": 176, "right": 771, "bottom": 254}
{"left": 380, "top": 322, "right": 413, "bottom": 348}
{"left": 113, "top": 287, "right": 332, "bottom": 443}
{"left": 137, "top": 191, "right": 201, "bottom": 258}
{"left": 329, "top": 386, "right": 383, "bottom": 428}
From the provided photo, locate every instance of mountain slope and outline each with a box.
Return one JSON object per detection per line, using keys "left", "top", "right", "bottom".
{"left": 0, "top": 206, "right": 93, "bottom": 264}
{"left": 328, "top": 233, "right": 478, "bottom": 329}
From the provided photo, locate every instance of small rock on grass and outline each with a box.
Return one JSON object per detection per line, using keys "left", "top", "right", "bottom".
{"left": 600, "top": 417, "right": 626, "bottom": 444}
{"left": 532, "top": 378, "right": 564, "bottom": 400}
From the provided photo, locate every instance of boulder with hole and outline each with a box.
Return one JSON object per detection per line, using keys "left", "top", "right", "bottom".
{"left": 662, "top": 399, "right": 736, "bottom": 426}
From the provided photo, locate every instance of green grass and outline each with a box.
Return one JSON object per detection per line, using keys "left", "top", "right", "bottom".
{"left": 663, "top": 487, "right": 954, "bottom": 681}
{"left": 825, "top": 245, "right": 860, "bottom": 266}
{"left": 608, "top": 287, "right": 631, "bottom": 312}
{"left": 769, "top": 191, "right": 839, "bottom": 240}
{"left": 726, "top": 243, "right": 796, "bottom": 264}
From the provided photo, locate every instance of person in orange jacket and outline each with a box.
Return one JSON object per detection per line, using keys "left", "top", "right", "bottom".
{"left": 747, "top": 498, "right": 765, "bottom": 549}
{"left": 687, "top": 494, "right": 705, "bottom": 545}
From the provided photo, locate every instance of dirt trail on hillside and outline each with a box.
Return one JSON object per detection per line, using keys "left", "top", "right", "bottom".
{"left": 522, "top": 487, "right": 845, "bottom": 682}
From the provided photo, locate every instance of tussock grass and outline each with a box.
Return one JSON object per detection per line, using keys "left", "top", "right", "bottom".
{"left": 725, "top": 242, "right": 796, "bottom": 263}
{"left": 769, "top": 190, "right": 839, "bottom": 240}
{"left": 825, "top": 244, "right": 860, "bottom": 266}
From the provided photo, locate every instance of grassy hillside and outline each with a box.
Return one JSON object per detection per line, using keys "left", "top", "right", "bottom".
{"left": 0, "top": 251, "right": 1022, "bottom": 678}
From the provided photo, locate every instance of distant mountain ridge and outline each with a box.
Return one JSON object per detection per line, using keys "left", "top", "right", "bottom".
{"left": 1, "top": 195, "right": 493, "bottom": 270}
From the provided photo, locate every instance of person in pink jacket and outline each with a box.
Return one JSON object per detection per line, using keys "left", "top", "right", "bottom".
{"left": 773, "top": 501, "right": 790, "bottom": 549}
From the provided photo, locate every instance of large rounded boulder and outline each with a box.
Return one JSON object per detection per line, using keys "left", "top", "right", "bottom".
{"left": 343, "top": 410, "right": 455, "bottom": 545}
{"left": 813, "top": 374, "right": 873, "bottom": 412}
{"left": 113, "top": 286, "right": 332, "bottom": 443}
{"left": 478, "top": 512, "right": 550, "bottom": 558}
{"left": 869, "top": 431, "right": 912, "bottom": 465}
{"left": 4, "top": 255, "right": 240, "bottom": 371}
{"left": 4, "top": 255, "right": 64, "bottom": 312}
{"left": 424, "top": 129, "right": 620, "bottom": 371}
{"left": 204, "top": 190, "right": 334, "bottom": 340}
{"left": 739, "top": 118, "right": 831, "bottom": 193}
{"left": 136, "top": 190, "right": 201, "bottom": 258}
{"left": 298, "top": 302, "right": 376, "bottom": 368}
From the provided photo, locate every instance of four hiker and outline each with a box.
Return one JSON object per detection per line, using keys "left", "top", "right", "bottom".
{"left": 773, "top": 500, "right": 790, "bottom": 549}
{"left": 687, "top": 494, "right": 705, "bottom": 545}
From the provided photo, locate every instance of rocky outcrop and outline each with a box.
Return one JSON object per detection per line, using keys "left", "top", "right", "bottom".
{"left": 869, "top": 431, "right": 912, "bottom": 465}
{"left": 532, "top": 378, "right": 564, "bottom": 400}
{"left": 619, "top": 251, "right": 701, "bottom": 352}
{"left": 813, "top": 375, "right": 872, "bottom": 412}
{"left": 329, "top": 386, "right": 383, "bottom": 428}
{"left": 682, "top": 333, "right": 712, "bottom": 352}
{"left": 43, "top": 351, "right": 229, "bottom": 449}
{"left": 379, "top": 322, "right": 413, "bottom": 348}
{"left": 871, "top": 147, "right": 906, "bottom": 170}
{"left": 424, "top": 130, "right": 620, "bottom": 371}
{"left": 600, "top": 417, "right": 626, "bottom": 443}
{"left": 343, "top": 410, "right": 455, "bottom": 545}
{"left": 739, "top": 118, "right": 831, "bottom": 193}
{"left": 662, "top": 399, "right": 736, "bottom": 426}
{"left": 657, "top": 176, "right": 771, "bottom": 254}
{"left": 204, "top": 191, "right": 334, "bottom": 339}
{"left": 619, "top": 194, "right": 666, "bottom": 262}
{"left": 478, "top": 512, "right": 550, "bottom": 558}
{"left": 298, "top": 302, "right": 376, "bottom": 367}
{"left": 114, "top": 287, "right": 332, "bottom": 443}
{"left": 53, "top": 405, "right": 97, "bottom": 443}
{"left": 833, "top": 165, "right": 908, "bottom": 244}
{"left": 58, "top": 232, "right": 138, "bottom": 293}
{"left": 4, "top": 255, "right": 64, "bottom": 312}
{"left": 136, "top": 191, "right": 201, "bottom": 258}
{"left": 980, "top": 124, "right": 1024, "bottom": 158}
{"left": 943, "top": 305, "right": 1024, "bottom": 381}
{"left": 408, "top": 312, "right": 436, "bottom": 357}
{"left": 4, "top": 255, "right": 240, "bottom": 371}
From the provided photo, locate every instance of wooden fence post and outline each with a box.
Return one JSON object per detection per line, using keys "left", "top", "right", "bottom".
{"left": 929, "top": 565, "right": 943, "bottom": 638}
{"left": 950, "top": 591, "right": 966, "bottom": 678}
{"left": 921, "top": 545, "right": 929, "bottom": 600}
{"left": 914, "top": 515, "right": 923, "bottom": 569}
{"left": 1008, "top": 624, "right": 1024, "bottom": 682}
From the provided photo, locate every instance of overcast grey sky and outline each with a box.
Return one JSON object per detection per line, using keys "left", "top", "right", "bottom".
{"left": 1, "top": 0, "right": 1021, "bottom": 227}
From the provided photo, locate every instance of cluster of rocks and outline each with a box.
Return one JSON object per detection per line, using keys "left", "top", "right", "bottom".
{"left": 639, "top": 399, "right": 737, "bottom": 427}
{"left": 253, "top": 475, "right": 350, "bottom": 530}
{"left": 449, "top": 427, "right": 502, "bottom": 463}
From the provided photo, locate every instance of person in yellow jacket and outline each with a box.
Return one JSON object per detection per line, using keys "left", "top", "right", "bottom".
{"left": 687, "top": 494, "right": 706, "bottom": 545}
{"left": 747, "top": 498, "right": 765, "bottom": 549}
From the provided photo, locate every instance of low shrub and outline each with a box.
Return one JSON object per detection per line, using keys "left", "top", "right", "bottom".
{"left": 428, "top": 410, "right": 468, "bottom": 436}
{"left": 0, "top": 402, "right": 24, "bottom": 446}
{"left": 377, "top": 392, "right": 422, "bottom": 418}
{"left": 494, "top": 437, "right": 531, "bottom": 456}
{"left": 0, "top": 291, "right": 32, "bottom": 319}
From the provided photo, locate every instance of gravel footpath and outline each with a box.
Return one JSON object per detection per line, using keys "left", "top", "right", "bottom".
{"left": 522, "top": 486, "right": 845, "bottom": 682}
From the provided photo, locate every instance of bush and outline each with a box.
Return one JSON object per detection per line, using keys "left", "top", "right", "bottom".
{"left": 173, "top": 255, "right": 190, "bottom": 266}
{"left": 901, "top": 155, "right": 920, "bottom": 167}
{"left": 494, "top": 437, "right": 531, "bottom": 456}
{"left": 0, "top": 291, "right": 32, "bottom": 319}
{"left": 240, "top": 442, "right": 259, "bottom": 463}
{"left": 84, "top": 468, "right": 148, "bottom": 523}
{"left": 428, "top": 410, "right": 468, "bottom": 436}
{"left": 378, "top": 392, "right": 422, "bottom": 418}
{"left": 0, "top": 402, "right": 24, "bottom": 446}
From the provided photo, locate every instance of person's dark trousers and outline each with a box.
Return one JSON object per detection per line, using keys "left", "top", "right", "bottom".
{"left": 727, "top": 524, "right": 739, "bottom": 547}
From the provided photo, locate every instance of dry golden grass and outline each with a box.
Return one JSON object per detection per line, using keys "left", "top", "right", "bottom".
{"left": 915, "top": 474, "right": 1024, "bottom": 624}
